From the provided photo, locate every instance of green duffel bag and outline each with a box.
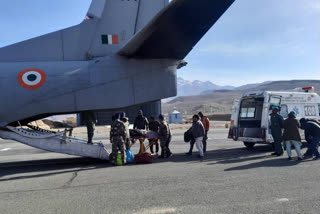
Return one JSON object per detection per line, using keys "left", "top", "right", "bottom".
{"left": 116, "top": 153, "right": 123, "bottom": 166}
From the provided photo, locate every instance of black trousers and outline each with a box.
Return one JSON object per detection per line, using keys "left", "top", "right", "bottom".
{"left": 148, "top": 139, "right": 159, "bottom": 153}
{"left": 203, "top": 130, "right": 208, "bottom": 153}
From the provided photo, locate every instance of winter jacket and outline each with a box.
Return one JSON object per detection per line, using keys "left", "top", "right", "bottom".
{"left": 303, "top": 121, "right": 320, "bottom": 142}
{"left": 192, "top": 120, "right": 205, "bottom": 139}
{"left": 201, "top": 116, "right": 210, "bottom": 131}
{"left": 282, "top": 117, "right": 301, "bottom": 141}
{"left": 134, "top": 115, "right": 149, "bottom": 130}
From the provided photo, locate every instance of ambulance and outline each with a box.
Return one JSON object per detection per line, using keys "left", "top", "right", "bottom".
{"left": 228, "top": 87, "right": 320, "bottom": 149}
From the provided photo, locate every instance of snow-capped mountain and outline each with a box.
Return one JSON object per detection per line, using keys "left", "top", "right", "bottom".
{"left": 177, "top": 77, "right": 234, "bottom": 96}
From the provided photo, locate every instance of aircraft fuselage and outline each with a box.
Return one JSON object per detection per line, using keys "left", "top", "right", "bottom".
{"left": 0, "top": 56, "right": 178, "bottom": 127}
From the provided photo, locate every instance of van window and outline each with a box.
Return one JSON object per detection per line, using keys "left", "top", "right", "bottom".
{"left": 269, "top": 96, "right": 281, "bottom": 106}
{"left": 280, "top": 105, "right": 288, "bottom": 118}
{"left": 318, "top": 104, "right": 320, "bottom": 116}
{"left": 240, "top": 107, "right": 256, "bottom": 118}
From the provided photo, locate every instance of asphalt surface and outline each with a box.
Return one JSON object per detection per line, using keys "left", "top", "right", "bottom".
{"left": 1, "top": 128, "right": 320, "bottom": 214}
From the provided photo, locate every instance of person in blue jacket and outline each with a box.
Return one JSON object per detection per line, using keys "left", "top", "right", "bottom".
{"left": 300, "top": 118, "right": 320, "bottom": 160}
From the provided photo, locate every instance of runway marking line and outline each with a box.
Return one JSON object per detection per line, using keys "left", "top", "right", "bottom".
{"left": 134, "top": 208, "right": 177, "bottom": 214}
{"left": 0, "top": 148, "right": 12, "bottom": 152}
{"left": 276, "top": 198, "right": 289, "bottom": 202}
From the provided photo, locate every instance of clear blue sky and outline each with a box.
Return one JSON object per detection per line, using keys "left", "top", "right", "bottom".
{"left": 0, "top": 0, "right": 319, "bottom": 86}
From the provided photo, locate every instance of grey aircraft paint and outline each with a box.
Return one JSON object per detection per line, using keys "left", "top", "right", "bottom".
{"left": 0, "top": 0, "right": 235, "bottom": 127}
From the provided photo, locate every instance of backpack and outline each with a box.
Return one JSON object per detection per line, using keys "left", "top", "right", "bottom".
{"left": 184, "top": 127, "right": 193, "bottom": 143}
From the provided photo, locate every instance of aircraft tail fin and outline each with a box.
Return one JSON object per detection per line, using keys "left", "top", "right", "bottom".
{"left": 0, "top": 0, "right": 169, "bottom": 62}
{"left": 118, "top": 0, "right": 235, "bottom": 59}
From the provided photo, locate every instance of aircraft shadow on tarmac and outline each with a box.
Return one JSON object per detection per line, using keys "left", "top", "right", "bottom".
{"left": 0, "top": 158, "right": 107, "bottom": 182}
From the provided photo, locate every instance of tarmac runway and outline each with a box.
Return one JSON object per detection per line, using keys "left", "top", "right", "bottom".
{"left": 1, "top": 128, "right": 320, "bottom": 214}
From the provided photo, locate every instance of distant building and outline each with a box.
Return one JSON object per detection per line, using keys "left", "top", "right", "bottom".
{"left": 169, "top": 110, "right": 182, "bottom": 124}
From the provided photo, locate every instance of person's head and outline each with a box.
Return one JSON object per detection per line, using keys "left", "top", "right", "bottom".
{"left": 198, "top": 112, "right": 204, "bottom": 118}
{"left": 114, "top": 113, "right": 121, "bottom": 120}
{"left": 150, "top": 116, "right": 155, "bottom": 121}
{"left": 193, "top": 114, "right": 200, "bottom": 122}
{"left": 300, "top": 118, "right": 306, "bottom": 129}
{"left": 158, "top": 114, "right": 164, "bottom": 121}
{"left": 120, "top": 112, "right": 126, "bottom": 119}
{"left": 288, "top": 111, "right": 296, "bottom": 118}
{"left": 271, "top": 105, "right": 279, "bottom": 114}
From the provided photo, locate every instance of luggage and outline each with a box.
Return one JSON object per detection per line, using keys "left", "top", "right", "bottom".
{"left": 184, "top": 127, "right": 193, "bottom": 143}
{"left": 116, "top": 153, "right": 123, "bottom": 166}
{"left": 126, "top": 149, "right": 134, "bottom": 163}
{"left": 134, "top": 152, "right": 152, "bottom": 164}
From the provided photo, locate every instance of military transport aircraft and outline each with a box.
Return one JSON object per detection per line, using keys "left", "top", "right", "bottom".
{"left": 0, "top": 0, "right": 235, "bottom": 160}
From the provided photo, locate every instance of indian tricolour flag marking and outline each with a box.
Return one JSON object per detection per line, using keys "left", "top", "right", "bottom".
{"left": 101, "top": 34, "right": 119, "bottom": 45}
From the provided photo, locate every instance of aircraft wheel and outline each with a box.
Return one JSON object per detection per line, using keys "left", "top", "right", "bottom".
{"left": 243, "top": 142, "right": 255, "bottom": 149}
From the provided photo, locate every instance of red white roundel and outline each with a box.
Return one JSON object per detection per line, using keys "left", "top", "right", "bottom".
{"left": 18, "top": 69, "right": 46, "bottom": 90}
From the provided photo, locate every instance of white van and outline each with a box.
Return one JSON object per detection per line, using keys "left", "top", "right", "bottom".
{"left": 228, "top": 87, "right": 320, "bottom": 149}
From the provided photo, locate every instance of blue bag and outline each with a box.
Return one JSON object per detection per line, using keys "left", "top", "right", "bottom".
{"left": 126, "top": 149, "right": 134, "bottom": 163}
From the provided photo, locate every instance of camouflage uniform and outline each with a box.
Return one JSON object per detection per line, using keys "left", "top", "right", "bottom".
{"left": 158, "top": 120, "right": 172, "bottom": 158}
{"left": 120, "top": 117, "right": 131, "bottom": 150}
{"left": 81, "top": 111, "right": 97, "bottom": 144}
{"left": 110, "top": 119, "right": 127, "bottom": 164}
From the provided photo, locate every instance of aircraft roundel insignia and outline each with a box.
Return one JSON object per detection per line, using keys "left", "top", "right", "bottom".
{"left": 18, "top": 69, "right": 46, "bottom": 90}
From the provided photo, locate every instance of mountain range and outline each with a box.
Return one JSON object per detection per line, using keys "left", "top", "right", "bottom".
{"left": 163, "top": 79, "right": 320, "bottom": 115}
{"left": 177, "top": 77, "right": 234, "bottom": 96}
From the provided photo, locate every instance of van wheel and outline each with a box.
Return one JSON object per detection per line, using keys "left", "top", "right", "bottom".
{"left": 243, "top": 142, "right": 255, "bottom": 149}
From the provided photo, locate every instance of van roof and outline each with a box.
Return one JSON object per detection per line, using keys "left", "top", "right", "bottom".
{"left": 243, "top": 91, "right": 319, "bottom": 97}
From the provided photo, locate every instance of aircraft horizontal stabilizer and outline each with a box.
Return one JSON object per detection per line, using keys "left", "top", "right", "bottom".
{"left": 118, "top": 0, "right": 235, "bottom": 59}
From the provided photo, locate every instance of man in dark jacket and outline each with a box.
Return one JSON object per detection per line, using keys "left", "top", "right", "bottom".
{"left": 80, "top": 111, "right": 97, "bottom": 144}
{"left": 283, "top": 111, "right": 302, "bottom": 160}
{"left": 270, "top": 105, "right": 284, "bottom": 156}
{"left": 133, "top": 110, "right": 149, "bottom": 130}
{"left": 148, "top": 116, "right": 160, "bottom": 154}
{"left": 300, "top": 118, "right": 320, "bottom": 160}
{"left": 192, "top": 114, "right": 205, "bottom": 159}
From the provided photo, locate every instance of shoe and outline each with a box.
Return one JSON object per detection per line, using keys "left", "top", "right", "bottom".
{"left": 166, "top": 152, "right": 173, "bottom": 158}
{"left": 197, "top": 155, "right": 204, "bottom": 158}
{"left": 271, "top": 152, "right": 278, "bottom": 156}
{"left": 303, "top": 155, "right": 312, "bottom": 159}
{"left": 87, "top": 142, "right": 93, "bottom": 145}
{"left": 312, "top": 157, "right": 320, "bottom": 161}
{"left": 185, "top": 152, "right": 192, "bottom": 155}
{"left": 298, "top": 157, "right": 303, "bottom": 161}
{"left": 288, "top": 157, "right": 292, "bottom": 160}
{"left": 158, "top": 155, "right": 165, "bottom": 159}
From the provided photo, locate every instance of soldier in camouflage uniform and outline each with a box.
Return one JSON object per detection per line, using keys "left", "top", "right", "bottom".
{"left": 110, "top": 114, "right": 127, "bottom": 165}
{"left": 80, "top": 111, "right": 97, "bottom": 144}
{"left": 158, "top": 114, "right": 172, "bottom": 158}
{"left": 120, "top": 112, "right": 130, "bottom": 150}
